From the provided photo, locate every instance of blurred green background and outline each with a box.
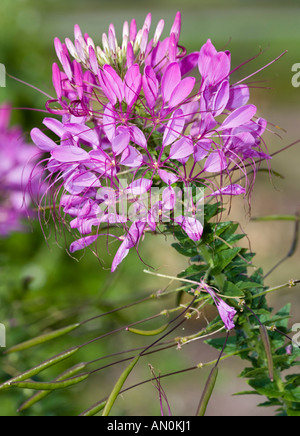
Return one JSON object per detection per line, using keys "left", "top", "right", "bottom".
{"left": 0, "top": 0, "right": 299, "bottom": 416}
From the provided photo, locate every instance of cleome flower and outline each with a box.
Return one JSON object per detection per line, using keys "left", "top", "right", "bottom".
{"left": 31, "top": 12, "right": 271, "bottom": 271}
{"left": 0, "top": 103, "right": 40, "bottom": 236}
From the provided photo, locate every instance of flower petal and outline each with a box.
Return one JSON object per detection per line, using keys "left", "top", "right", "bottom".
{"left": 163, "top": 109, "right": 185, "bottom": 146}
{"left": 210, "top": 184, "right": 246, "bottom": 196}
{"left": 169, "top": 136, "right": 193, "bottom": 160}
{"left": 69, "top": 235, "right": 99, "bottom": 253}
{"left": 31, "top": 128, "right": 57, "bottom": 152}
{"left": 174, "top": 216, "right": 203, "bottom": 241}
{"left": 161, "top": 62, "right": 181, "bottom": 102}
{"left": 158, "top": 169, "right": 179, "bottom": 185}
{"left": 124, "top": 64, "right": 142, "bottom": 108}
{"left": 203, "top": 150, "right": 227, "bottom": 173}
{"left": 111, "top": 132, "right": 130, "bottom": 156}
{"left": 168, "top": 77, "right": 196, "bottom": 108}
{"left": 219, "top": 104, "right": 256, "bottom": 130}
{"left": 52, "top": 146, "right": 90, "bottom": 162}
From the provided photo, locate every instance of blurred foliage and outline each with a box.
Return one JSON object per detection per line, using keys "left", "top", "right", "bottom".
{"left": 0, "top": 0, "right": 299, "bottom": 416}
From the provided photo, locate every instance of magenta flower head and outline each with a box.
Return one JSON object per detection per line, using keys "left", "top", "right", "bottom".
{"left": 0, "top": 103, "right": 40, "bottom": 236}
{"left": 31, "top": 12, "right": 271, "bottom": 271}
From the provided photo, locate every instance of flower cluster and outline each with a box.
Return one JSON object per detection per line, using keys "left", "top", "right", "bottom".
{"left": 31, "top": 12, "right": 270, "bottom": 271}
{"left": 0, "top": 103, "right": 39, "bottom": 236}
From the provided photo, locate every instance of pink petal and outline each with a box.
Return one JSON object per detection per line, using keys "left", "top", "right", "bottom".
{"left": 162, "top": 186, "right": 176, "bottom": 210}
{"left": 158, "top": 169, "right": 179, "bottom": 185}
{"left": 226, "top": 84, "right": 250, "bottom": 110}
{"left": 204, "top": 150, "right": 227, "bottom": 173}
{"left": 103, "top": 104, "right": 116, "bottom": 141}
{"left": 31, "top": 128, "right": 57, "bottom": 152}
{"left": 111, "top": 132, "right": 130, "bottom": 156}
{"left": 198, "top": 39, "right": 217, "bottom": 78}
{"left": 168, "top": 33, "right": 177, "bottom": 63}
{"left": 205, "top": 287, "right": 237, "bottom": 330}
{"left": 52, "top": 63, "right": 62, "bottom": 99}
{"left": 89, "top": 46, "right": 99, "bottom": 75}
{"left": 161, "top": 62, "right": 181, "bottom": 102}
{"left": 69, "top": 235, "right": 98, "bottom": 253}
{"left": 43, "top": 118, "right": 65, "bottom": 138}
{"left": 170, "top": 11, "right": 181, "bottom": 41}
{"left": 179, "top": 52, "right": 199, "bottom": 76}
{"left": 73, "top": 61, "right": 83, "bottom": 99}
{"left": 219, "top": 104, "right": 256, "bottom": 130}
{"left": 142, "top": 65, "right": 158, "bottom": 109}
{"left": 198, "top": 40, "right": 230, "bottom": 85}
{"left": 103, "top": 65, "right": 124, "bottom": 102}
{"left": 168, "top": 77, "right": 196, "bottom": 108}
{"left": 212, "top": 80, "right": 229, "bottom": 116}
{"left": 210, "top": 184, "right": 246, "bottom": 196}
{"left": 51, "top": 146, "right": 90, "bottom": 162}
{"left": 98, "top": 70, "right": 117, "bottom": 105}
{"left": 124, "top": 64, "right": 142, "bottom": 108}
{"left": 194, "top": 140, "right": 211, "bottom": 162}
{"left": 71, "top": 172, "right": 101, "bottom": 187}
{"left": 111, "top": 221, "right": 146, "bottom": 272}
{"left": 163, "top": 109, "right": 185, "bottom": 146}
{"left": 120, "top": 146, "right": 143, "bottom": 167}
{"left": 174, "top": 216, "right": 203, "bottom": 241}
{"left": 130, "top": 126, "right": 147, "bottom": 149}
{"left": 126, "top": 178, "right": 152, "bottom": 195}
{"left": 210, "top": 51, "right": 231, "bottom": 85}
{"left": 169, "top": 136, "right": 193, "bottom": 160}
{"left": 54, "top": 38, "right": 64, "bottom": 64}
{"left": 64, "top": 123, "right": 99, "bottom": 146}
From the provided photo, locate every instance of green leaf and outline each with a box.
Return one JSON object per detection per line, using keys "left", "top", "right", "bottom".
{"left": 171, "top": 243, "right": 197, "bottom": 258}
{"left": 223, "top": 281, "right": 244, "bottom": 298}
{"left": 239, "top": 367, "right": 269, "bottom": 379}
{"left": 287, "top": 409, "right": 300, "bottom": 416}
{"left": 205, "top": 337, "right": 238, "bottom": 354}
{"left": 283, "top": 386, "right": 300, "bottom": 402}
{"left": 257, "top": 399, "right": 282, "bottom": 407}
{"left": 211, "top": 248, "right": 241, "bottom": 274}
{"left": 248, "top": 378, "right": 283, "bottom": 399}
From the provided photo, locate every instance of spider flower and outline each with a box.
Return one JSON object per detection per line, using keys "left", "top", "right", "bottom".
{"left": 31, "top": 12, "right": 271, "bottom": 271}
{"left": 0, "top": 103, "right": 39, "bottom": 236}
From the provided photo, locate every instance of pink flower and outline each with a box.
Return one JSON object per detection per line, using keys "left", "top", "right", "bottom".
{"left": 0, "top": 103, "right": 40, "bottom": 236}
{"left": 199, "top": 281, "right": 237, "bottom": 330}
{"left": 31, "top": 12, "right": 271, "bottom": 271}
